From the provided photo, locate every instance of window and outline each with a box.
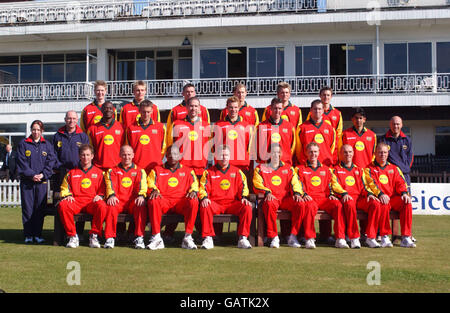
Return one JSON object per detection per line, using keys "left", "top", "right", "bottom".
{"left": 303, "top": 45, "right": 328, "bottom": 76}
{"left": 178, "top": 49, "right": 192, "bottom": 79}
{"left": 249, "top": 47, "right": 284, "bottom": 77}
{"left": 200, "top": 49, "right": 226, "bottom": 78}
{"left": 384, "top": 42, "right": 431, "bottom": 74}
{"left": 437, "top": 42, "right": 450, "bottom": 73}
{"left": 348, "top": 44, "right": 373, "bottom": 75}
{"left": 384, "top": 43, "right": 407, "bottom": 74}
{"left": 0, "top": 65, "right": 19, "bottom": 84}
{"left": 408, "top": 43, "right": 431, "bottom": 74}
{"left": 435, "top": 126, "right": 450, "bottom": 156}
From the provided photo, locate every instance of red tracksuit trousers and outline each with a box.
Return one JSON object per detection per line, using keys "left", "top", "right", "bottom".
{"left": 148, "top": 197, "right": 199, "bottom": 235}
{"left": 378, "top": 196, "right": 412, "bottom": 237}
{"left": 200, "top": 200, "right": 252, "bottom": 238}
{"left": 104, "top": 201, "right": 147, "bottom": 238}
{"left": 304, "top": 197, "right": 345, "bottom": 239}
{"left": 58, "top": 199, "right": 108, "bottom": 237}
{"left": 343, "top": 196, "right": 381, "bottom": 239}
{"left": 261, "top": 196, "right": 306, "bottom": 238}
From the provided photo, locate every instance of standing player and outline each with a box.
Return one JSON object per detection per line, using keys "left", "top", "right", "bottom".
{"left": 120, "top": 80, "right": 160, "bottom": 129}
{"left": 198, "top": 145, "right": 253, "bottom": 250}
{"left": 87, "top": 101, "right": 125, "bottom": 171}
{"left": 295, "top": 142, "right": 349, "bottom": 249}
{"left": 166, "top": 83, "right": 210, "bottom": 131}
{"left": 146, "top": 145, "right": 199, "bottom": 250}
{"left": 126, "top": 100, "right": 166, "bottom": 173}
{"left": 103, "top": 145, "right": 148, "bottom": 249}
{"left": 58, "top": 144, "right": 108, "bottom": 248}
{"left": 340, "top": 107, "right": 376, "bottom": 168}
{"left": 253, "top": 144, "right": 306, "bottom": 248}
{"left": 261, "top": 82, "right": 302, "bottom": 128}
{"left": 219, "top": 83, "right": 259, "bottom": 127}
{"left": 363, "top": 143, "right": 415, "bottom": 248}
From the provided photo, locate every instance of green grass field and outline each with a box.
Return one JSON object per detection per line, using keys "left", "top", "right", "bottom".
{"left": 0, "top": 206, "right": 449, "bottom": 293}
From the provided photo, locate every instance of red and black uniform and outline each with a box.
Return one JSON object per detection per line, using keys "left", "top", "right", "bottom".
{"left": 120, "top": 99, "right": 160, "bottom": 130}
{"left": 340, "top": 126, "right": 377, "bottom": 168}
{"left": 262, "top": 102, "right": 302, "bottom": 129}
{"left": 126, "top": 118, "right": 166, "bottom": 172}
{"left": 332, "top": 162, "right": 381, "bottom": 240}
{"left": 166, "top": 100, "right": 210, "bottom": 131}
{"left": 80, "top": 100, "right": 117, "bottom": 132}
{"left": 296, "top": 119, "right": 336, "bottom": 166}
{"left": 58, "top": 165, "right": 108, "bottom": 237}
{"left": 103, "top": 163, "right": 147, "bottom": 239}
{"left": 295, "top": 161, "right": 347, "bottom": 240}
{"left": 166, "top": 116, "right": 211, "bottom": 177}
{"left": 87, "top": 120, "right": 125, "bottom": 171}
{"left": 199, "top": 164, "right": 252, "bottom": 238}
{"left": 219, "top": 102, "right": 259, "bottom": 127}
{"left": 253, "top": 162, "right": 306, "bottom": 238}
{"left": 147, "top": 163, "right": 199, "bottom": 235}
{"left": 255, "top": 118, "right": 295, "bottom": 166}
{"left": 363, "top": 161, "right": 412, "bottom": 237}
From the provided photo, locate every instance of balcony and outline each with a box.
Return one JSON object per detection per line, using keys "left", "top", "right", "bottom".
{"left": 0, "top": 73, "right": 448, "bottom": 102}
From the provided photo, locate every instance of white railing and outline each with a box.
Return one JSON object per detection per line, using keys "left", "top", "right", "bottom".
{"left": 0, "top": 179, "right": 20, "bottom": 206}
{"left": 0, "top": 74, "right": 448, "bottom": 102}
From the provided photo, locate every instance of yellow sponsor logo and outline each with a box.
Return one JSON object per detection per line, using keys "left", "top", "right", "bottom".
{"left": 81, "top": 178, "right": 92, "bottom": 189}
{"left": 271, "top": 132, "right": 281, "bottom": 143}
{"left": 219, "top": 179, "right": 231, "bottom": 190}
{"left": 281, "top": 115, "right": 289, "bottom": 121}
{"left": 227, "top": 130, "right": 238, "bottom": 141}
{"left": 94, "top": 115, "right": 102, "bottom": 124}
{"left": 345, "top": 176, "right": 356, "bottom": 186}
{"left": 25, "top": 150, "right": 31, "bottom": 157}
{"left": 314, "top": 133, "right": 324, "bottom": 144}
{"left": 121, "top": 177, "right": 132, "bottom": 188}
{"left": 311, "top": 176, "right": 321, "bottom": 187}
{"left": 188, "top": 130, "right": 198, "bottom": 141}
{"left": 168, "top": 177, "right": 179, "bottom": 188}
{"left": 104, "top": 134, "right": 114, "bottom": 145}
{"left": 139, "top": 134, "right": 150, "bottom": 145}
{"left": 355, "top": 141, "right": 365, "bottom": 151}
{"left": 271, "top": 175, "right": 282, "bottom": 186}
{"left": 57, "top": 141, "right": 62, "bottom": 148}
{"left": 379, "top": 174, "right": 389, "bottom": 185}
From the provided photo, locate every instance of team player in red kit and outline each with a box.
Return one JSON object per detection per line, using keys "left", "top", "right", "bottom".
{"left": 253, "top": 144, "right": 306, "bottom": 248}
{"left": 120, "top": 80, "right": 160, "bottom": 129}
{"left": 87, "top": 101, "right": 125, "bottom": 171}
{"left": 295, "top": 142, "right": 349, "bottom": 249}
{"left": 332, "top": 144, "right": 383, "bottom": 249}
{"left": 146, "top": 145, "right": 199, "bottom": 250}
{"left": 126, "top": 99, "right": 166, "bottom": 172}
{"left": 58, "top": 144, "right": 108, "bottom": 248}
{"left": 103, "top": 145, "right": 148, "bottom": 249}
{"left": 262, "top": 82, "right": 302, "bottom": 128}
{"left": 219, "top": 83, "right": 259, "bottom": 127}
{"left": 363, "top": 143, "right": 416, "bottom": 248}
{"left": 199, "top": 145, "right": 253, "bottom": 250}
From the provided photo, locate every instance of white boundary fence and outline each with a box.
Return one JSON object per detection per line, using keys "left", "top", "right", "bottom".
{"left": 0, "top": 180, "right": 53, "bottom": 207}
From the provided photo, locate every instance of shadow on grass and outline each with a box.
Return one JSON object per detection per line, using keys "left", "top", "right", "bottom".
{"left": 0, "top": 228, "right": 56, "bottom": 246}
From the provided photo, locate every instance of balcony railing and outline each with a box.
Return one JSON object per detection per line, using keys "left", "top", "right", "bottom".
{"left": 0, "top": 74, "right": 448, "bottom": 102}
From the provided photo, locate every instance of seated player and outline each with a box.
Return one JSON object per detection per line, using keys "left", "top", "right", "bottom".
{"left": 198, "top": 145, "right": 253, "bottom": 250}
{"left": 146, "top": 145, "right": 199, "bottom": 250}
{"left": 253, "top": 144, "right": 306, "bottom": 248}
{"left": 58, "top": 144, "right": 108, "bottom": 248}
{"left": 103, "top": 145, "right": 148, "bottom": 249}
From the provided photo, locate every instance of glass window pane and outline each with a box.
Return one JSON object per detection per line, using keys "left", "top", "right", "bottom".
{"left": 43, "top": 54, "right": 64, "bottom": 62}
{"left": 21, "top": 55, "right": 42, "bottom": 63}
{"left": 0, "top": 65, "right": 19, "bottom": 83}
{"left": 66, "top": 62, "right": 86, "bottom": 82}
{"left": 117, "top": 51, "right": 135, "bottom": 60}
{"left": 277, "top": 47, "right": 284, "bottom": 77}
{"left": 0, "top": 56, "right": 19, "bottom": 64}
{"left": 178, "top": 59, "right": 192, "bottom": 79}
{"left": 295, "top": 46, "right": 303, "bottom": 76}
{"left": 136, "top": 50, "right": 154, "bottom": 59}
{"left": 66, "top": 53, "right": 86, "bottom": 62}
{"left": 408, "top": 42, "right": 431, "bottom": 74}
{"left": 435, "top": 135, "right": 450, "bottom": 156}
{"left": 20, "top": 64, "right": 41, "bottom": 83}
{"left": 436, "top": 126, "right": 450, "bottom": 134}
{"left": 136, "top": 60, "right": 146, "bottom": 80}
{"left": 436, "top": 42, "right": 450, "bottom": 73}
{"left": 348, "top": 44, "right": 373, "bottom": 75}
{"left": 147, "top": 60, "right": 155, "bottom": 80}
{"left": 156, "top": 50, "right": 172, "bottom": 58}
{"left": 249, "top": 47, "right": 276, "bottom": 77}
{"left": 0, "top": 123, "right": 27, "bottom": 133}
{"left": 179, "top": 49, "right": 192, "bottom": 58}
{"left": 89, "top": 61, "right": 97, "bottom": 81}
{"left": 200, "top": 49, "right": 226, "bottom": 78}
{"left": 117, "top": 61, "right": 135, "bottom": 80}
{"left": 384, "top": 43, "right": 407, "bottom": 74}
{"left": 43, "top": 63, "right": 64, "bottom": 83}
{"left": 303, "top": 46, "right": 328, "bottom": 76}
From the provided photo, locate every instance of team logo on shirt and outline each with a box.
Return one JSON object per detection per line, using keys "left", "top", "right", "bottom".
{"left": 281, "top": 115, "right": 289, "bottom": 121}
{"left": 57, "top": 141, "right": 62, "bottom": 148}
{"left": 311, "top": 176, "right": 322, "bottom": 186}
{"left": 355, "top": 141, "right": 365, "bottom": 151}
{"left": 188, "top": 130, "right": 199, "bottom": 141}
{"left": 271, "top": 176, "right": 282, "bottom": 186}
{"left": 104, "top": 135, "right": 114, "bottom": 145}
{"left": 25, "top": 150, "right": 31, "bottom": 157}
{"left": 94, "top": 115, "right": 102, "bottom": 124}
{"left": 227, "top": 130, "right": 238, "bottom": 140}
{"left": 81, "top": 178, "right": 92, "bottom": 189}
{"left": 314, "top": 134, "right": 324, "bottom": 144}
{"left": 345, "top": 176, "right": 356, "bottom": 186}
{"left": 219, "top": 179, "right": 231, "bottom": 190}
{"left": 121, "top": 177, "right": 132, "bottom": 188}
{"left": 271, "top": 133, "right": 281, "bottom": 143}
{"left": 168, "top": 177, "right": 179, "bottom": 187}
{"left": 139, "top": 134, "right": 150, "bottom": 145}
{"left": 379, "top": 174, "right": 389, "bottom": 185}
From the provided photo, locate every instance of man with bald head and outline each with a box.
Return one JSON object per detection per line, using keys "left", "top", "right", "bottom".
{"left": 380, "top": 116, "right": 414, "bottom": 192}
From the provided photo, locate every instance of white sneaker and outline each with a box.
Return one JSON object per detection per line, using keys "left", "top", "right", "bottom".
{"left": 147, "top": 234, "right": 165, "bottom": 250}
{"left": 34, "top": 237, "right": 45, "bottom": 244}
{"left": 181, "top": 234, "right": 197, "bottom": 250}
{"left": 133, "top": 236, "right": 145, "bottom": 249}
{"left": 381, "top": 235, "right": 393, "bottom": 248}
{"left": 237, "top": 236, "right": 252, "bottom": 249}
{"left": 400, "top": 236, "right": 416, "bottom": 248}
{"left": 365, "top": 237, "right": 380, "bottom": 248}
{"left": 350, "top": 238, "right": 361, "bottom": 249}
{"left": 200, "top": 236, "right": 214, "bottom": 250}
{"left": 89, "top": 234, "right": 101, "bottom": 248}
{"left": 304, "top": 238, "right": 316, "bottom": 249}
{"left": 66, "top": 235, "right": 79, "bottom": 248}
{"left": 287, "top": 234, "right": 301, "bottom": 248}
{"left": 104, "top": 237, "right": 115, "bottom": 249}
{"left": 269, "top": 236, "right": 280, "bottom": 249}
{"left": 335, "top": 238, "right": 350, "bottom": 249}
{"left": 25, "top": 236, "right": 33, "bottom": 244}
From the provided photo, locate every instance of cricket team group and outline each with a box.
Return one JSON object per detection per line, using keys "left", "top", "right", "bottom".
{"left": 16, "top": 80, "right": 416, "bottom": 250}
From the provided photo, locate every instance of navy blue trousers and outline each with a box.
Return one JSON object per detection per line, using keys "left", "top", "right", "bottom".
{"left": 20, "top": 181, "right": 48, "bottom": 238}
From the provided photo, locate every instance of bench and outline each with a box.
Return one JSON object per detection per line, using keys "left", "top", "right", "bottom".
{"left": 256, "top": 198, "right": 401, "bottom": 247}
